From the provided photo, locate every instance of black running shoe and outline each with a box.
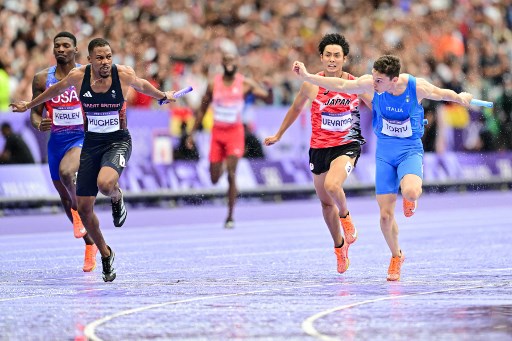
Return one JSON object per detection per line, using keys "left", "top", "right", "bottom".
{"left": 102, "top": 246, "right": 116, "bottom": 282}
{"left": 111, "top": 189, "right": 127, "bottom": 227}
{"left": 224, "top": 218, "right": 234, "bottom": 229}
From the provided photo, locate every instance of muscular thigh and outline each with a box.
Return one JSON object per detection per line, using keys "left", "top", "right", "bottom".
{"left": 101, "top": 136, "right": 132, "bottom": 176}
{"left": 313, "top": 172, "right": 333, "bottom": 205}
{"left": 375, "top": 157, "right": 399, "bottom": 195}
{"left": 397, "top": 153, "right": 423, "bottom": 181}
{"left": 47, "top": 132, "right": 84, "bottom": 181}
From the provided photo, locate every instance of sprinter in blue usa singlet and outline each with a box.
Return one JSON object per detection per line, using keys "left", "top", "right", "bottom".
{"left": 29, "top": 32, "right": 97, "bottom": 273}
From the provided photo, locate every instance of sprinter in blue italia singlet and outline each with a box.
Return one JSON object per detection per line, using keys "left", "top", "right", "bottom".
{"left": 372, "top": 75, "right": 425, "bottom": 196}
{"left": 292, "top": 55, "right": 473, "bottom": 282}
{"left": 11, "top": 37, "right": 178, "bottom": 282}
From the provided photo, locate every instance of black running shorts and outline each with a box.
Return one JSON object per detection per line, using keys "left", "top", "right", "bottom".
{"left": 308, "top": 142, "right": 361, "bottom": 175}
{"left": 77, "top": 130, "right": 132, "bottom": 197}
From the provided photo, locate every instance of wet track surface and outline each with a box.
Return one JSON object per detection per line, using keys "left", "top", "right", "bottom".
{"left": 1, "top": 191, "right": 511, "bottom": 340}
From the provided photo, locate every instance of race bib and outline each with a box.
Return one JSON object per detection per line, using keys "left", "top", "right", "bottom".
{"left": 381, "top": 117, "right": 412, "bottom": 137}
{"left": 212, "top": 104, "right": 241, "bottom": 123}
{"left": 321, "top": 112, "right": 352, "bottom": 132}
{"left": 53, "top": 106, "right": 83, "bottom": 126}
{"left": 87, "top": 111, "right": 120, "bottom": 133}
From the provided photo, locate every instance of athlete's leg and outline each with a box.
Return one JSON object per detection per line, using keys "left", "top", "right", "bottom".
{"left": 400, "top": 174, "right": 422, "bottom": 202}
{"left": 210, "top": 161, "right": 224, "bottom": 184}
{"left": 375, "top": 156, "right": 401, "bottom": 257}
{"left": 52, "top": 180, "right": 73, "bottom": 222}
{"left": 315, "top": 172, "right": 350, "bottom": 273}
{"left": 48, "top": 136, "right": 74, "bottom": 223}
{"left": 376, "top": 193, "right": 401, "bottom": 257}
{"left": 324, "top": 155, "right": 355, "bottom": 217}
{"left": 313, "top": 173, "right": 342, "bottom": 247}
{"left": 398, "top": 153, "right": 424, "bottom": 217}
{"left": 209, "top": 129, "right": 225, "bottom": 185}
{"left": 378, "top": 193, "right": 405, "bottom": 281}
{"left": 224, "top": 155, "right": 239, "bottom": 223}
{"left": 58, "top": 147, "right": 81, "bottom": 209}
{"left": 97, "top": 166, "right": 121, "bottom": 200}
{"left": 59, "top": 147, "right": 95, "bottom": 243}
{"left": 77, "top": 196, "right": 109, "bottom": 256}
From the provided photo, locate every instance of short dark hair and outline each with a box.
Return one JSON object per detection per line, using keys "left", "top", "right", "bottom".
{"left": 1, "top": 122, "right": 11, "bottom": 130}
{"left": 88, "top": 38, "right": 111, "bottom": 54}
{"left": 54, "top": 32, "right": 77, "bottom": 47}
{"left": 318, "top": 33, "right": 350, "bottom": 57}
{"left": 373, "top": 55, "right": 401, "bottom": 79}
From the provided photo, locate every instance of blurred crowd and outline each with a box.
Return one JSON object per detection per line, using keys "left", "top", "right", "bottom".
{"left": 0, "top": 0, "right": 511, "bottom": 152}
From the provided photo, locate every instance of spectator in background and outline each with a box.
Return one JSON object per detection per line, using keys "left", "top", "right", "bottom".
{"left": 173, "top": 121, "right": 199, "bottom": 161}
{"left": 496, "top": 73, "right": 512, "bottom": 150}
{"left": 0, "top": 122, "right": 35, "bottom": 164}
{"left": 0, "top": 60, "right": 9, "bottom": 111}
{"left": 243, "top": 123, "right": 264, "bottom": 159}
{"left": 422, "top": 102, "right": 437, "bottom": 153}
{"left": 1, "top": 1, "right": 511, "bottom": 152}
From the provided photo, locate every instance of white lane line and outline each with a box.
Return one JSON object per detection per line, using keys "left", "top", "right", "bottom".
{"left": 82, "top": 274, "right": 512, "bottom": 341}
{"left": 301, "top": 284, "right": 493, "bottom": 341}
{"left": 84, "top": 283, "right": 329, "bottom": 341}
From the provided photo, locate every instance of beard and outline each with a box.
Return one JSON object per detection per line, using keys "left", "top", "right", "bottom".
{"left": 55, "top": 56, "right": 67, "bottom": 65}
{"left": 223, "top": 65, "right": 237, "bottom": 77}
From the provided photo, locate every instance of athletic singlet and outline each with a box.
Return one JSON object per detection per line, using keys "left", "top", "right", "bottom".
{"left": 45, "top": 64, "right": 84, "bottom": 134}
{"left": 372, "top": 74, "right": 424, "bottom": 140}
{"left": 310, "top": 72, "right": 365, "bottom": 148}
{"left": 79, "top": 64, "right": 126, "bottom": 133}
{"left": 212, "top": 73, "right": 245, "bottom": 128}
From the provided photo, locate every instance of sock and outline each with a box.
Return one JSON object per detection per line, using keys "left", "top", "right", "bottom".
{"left": 335, "top": 238, "right": 345, "bottom": 248}
{"left": 340, "top": 211, "right": 350, "bottom": 219}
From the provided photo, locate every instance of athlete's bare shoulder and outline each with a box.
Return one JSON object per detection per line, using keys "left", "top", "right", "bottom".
{"left": 68, "top": 65, "right": 86, "bottom": 77}
{"left": 115, "top": 64, "right": 137, "bottom": 84}
{"left": 116, "top": 64, "right": 135, "bottom": 75}
{"left": 32, "top": 67, "right": 51, "bottom": 90}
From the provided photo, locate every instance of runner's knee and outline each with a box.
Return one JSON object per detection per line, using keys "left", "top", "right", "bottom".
{"left": 77, "top": 201, "right": 93, "bottom": 220}
{"left": 401, "top": 186, "right": 422, "bottom": 201}
{"left": 59, "top": 167, "right": 76, "bottom": 185}
{"left": 379, "top": 208, "right": 394, "bottom": 227}
{"left": 97, "top": 178, "right": 116, "bottom": 196}
{"left": 324, "top": 179, "right": 342, "bottom": 198}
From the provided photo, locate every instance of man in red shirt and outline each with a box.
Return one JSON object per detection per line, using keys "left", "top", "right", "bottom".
{"left": 188, "top": 50, "right": 272, "bottom": 228}
{"left": 265, "top": 33, "right": 366, "bottom": 274}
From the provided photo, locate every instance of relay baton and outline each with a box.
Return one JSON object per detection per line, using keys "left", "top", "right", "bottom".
{"left": 470, "top": 99, "right": 493, "bottom": 108}
{"left": 158, "top": 86, "right": 193, "bottom": 105}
